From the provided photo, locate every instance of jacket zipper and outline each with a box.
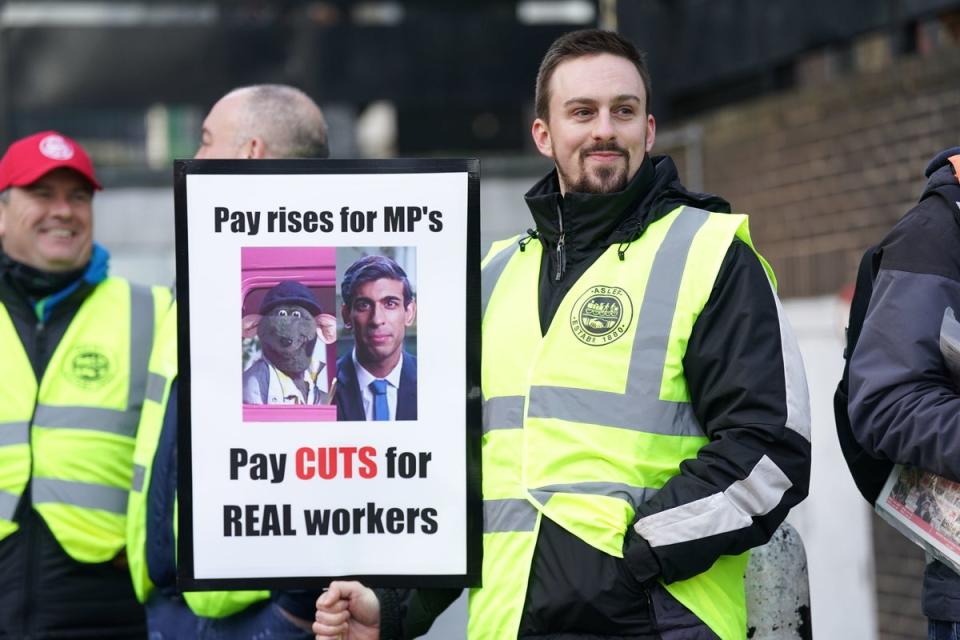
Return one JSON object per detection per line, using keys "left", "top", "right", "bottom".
{"left": 646, "top": 587, "right": 658, "bottom": 633}
{"left": 554, "top": 202, "right": 566, "bottom": 281}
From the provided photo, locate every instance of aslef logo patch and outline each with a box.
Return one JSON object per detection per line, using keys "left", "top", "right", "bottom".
{"left": 38, "top": 134, "right": 74, "bottom": 161}
{"left": 63, "top": 344, "right": 115, "bottom": 389}
{"left": 570, "top": 285, "right": 634, "bottom": 346}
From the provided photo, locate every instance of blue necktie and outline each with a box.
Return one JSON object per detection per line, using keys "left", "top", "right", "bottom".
{"left": 370, "top": 379, "right": 389, "bottom": 421}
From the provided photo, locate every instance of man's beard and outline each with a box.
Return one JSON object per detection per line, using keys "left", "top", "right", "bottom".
{"left": 559, "top": 143, "right": 630, "bottom": 194}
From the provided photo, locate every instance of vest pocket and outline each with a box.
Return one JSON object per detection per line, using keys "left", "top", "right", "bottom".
{"left": 519, "top": 517, "right": 654, "bottom": 636}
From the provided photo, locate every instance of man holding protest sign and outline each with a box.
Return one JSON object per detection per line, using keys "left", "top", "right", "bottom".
{"left": 315, "top": 28, "right": 811, "bottom": 640}
{"left": 126, "top": 84, "right": 330, "bottom": 639}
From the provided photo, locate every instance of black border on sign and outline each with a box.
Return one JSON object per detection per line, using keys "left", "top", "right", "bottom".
{"left": 174, "top": 158, "right": 482, "bottom": 591}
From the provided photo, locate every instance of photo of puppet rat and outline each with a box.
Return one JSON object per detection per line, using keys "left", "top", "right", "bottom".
{"left": 241, "top": 280, "right": 337, "bottom": 405}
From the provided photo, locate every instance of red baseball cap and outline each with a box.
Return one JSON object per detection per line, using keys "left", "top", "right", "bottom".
{"left": 0, "top": 131, "right": 102, "bottom": 191}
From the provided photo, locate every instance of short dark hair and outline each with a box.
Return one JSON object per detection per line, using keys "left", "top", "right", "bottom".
{"left": 341, "top": 255, "right": 414, "bottom": 308}
{"left": 535, "top": 29, "right": 652, "bottom": 122}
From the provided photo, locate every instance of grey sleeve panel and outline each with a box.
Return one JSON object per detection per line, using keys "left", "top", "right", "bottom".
{"left": 849, "top": 268, "right": 960, "bottom": 481}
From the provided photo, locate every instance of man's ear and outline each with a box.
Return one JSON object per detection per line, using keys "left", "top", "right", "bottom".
{"left": 404, "top": 300, "right": 417, "bottom": 327}
{"left": 645, "top": 114, "right": 656, "bottom": 153}
{"left": 316, "top": 313, "right": 337, "bottom": 344}
{"left": 241, "top": 314, "right": 261, "bottom": 338}
{"left": 240, "top": 136, "right": 268, "bottom": 159}
{"left": 531, "top": 118, "right": 554, "bottom": 159}
{"left": 341, "top": 304, "right": 352, "bottom": 330}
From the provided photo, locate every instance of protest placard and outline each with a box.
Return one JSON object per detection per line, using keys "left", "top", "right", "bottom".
{"left": 174, "top": 159, "right": 481, "bottom": 589}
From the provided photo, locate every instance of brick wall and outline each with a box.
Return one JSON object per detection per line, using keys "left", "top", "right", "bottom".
{"left": 873, "top": 512, "right": 927, "bottom": 640}
{"left": 659, "top": 47, "right": 960, "bottom": 299}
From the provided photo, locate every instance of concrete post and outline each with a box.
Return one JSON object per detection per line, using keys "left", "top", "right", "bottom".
{"left": 746, "top": 522, "right": 813, "bottom": 639}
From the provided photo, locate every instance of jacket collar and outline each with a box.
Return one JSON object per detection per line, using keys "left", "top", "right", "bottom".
{"left": 923, "top": 146, "right": 960, "bottom": 196}
{"left": 523, "top": 154, "right": 656, "bottom": 255}
{"left": 0, "top": 242, "right": 110, "bottom": 322}
{"left": 522, "top": 154, "right": 732, "bottom": 256}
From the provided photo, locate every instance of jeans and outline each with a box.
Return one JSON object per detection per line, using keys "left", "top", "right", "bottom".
{"left": 930, "top": 619, "right": 960, "bottom": 640}
{"left": 146, "top": 595, "right": 312, "bottom": 640}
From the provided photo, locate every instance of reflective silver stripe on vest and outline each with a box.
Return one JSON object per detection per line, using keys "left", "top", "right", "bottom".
{"left": 484, "top": 498, "right": 537, "bottom": 533}
{"left": 527, "top": 207, "right": 710, "bottom": 437}
{"left": 0, "top": 490, "right": 20, "bottom": 521}
{"left": 527, "top": 387, "right": 702, "bottom": 436}
{"left": 32, "top": 478, "right": 127, "bottom": 515}
{"left": 33, "top": 405, "right": 139, "bottom": 439}
{"left": 530, "top": 481, "right": 659, "bottom": 512}
{"left": 0, "top": 421, "right": 29, "bottom": 447}
{"left": 481, "top": 240, "right": 522, "bottom": 321}
{"left": 127, "top": 284, "right": 155, "bottom": 411}
{"left": 145, "top": 372, "right": 168, "bottom": 405}
{"left": 482, "top": 396, "right": 525, "bottom": 434}
{"left": 132, "top": 464, "right": 147, "bottom": 492}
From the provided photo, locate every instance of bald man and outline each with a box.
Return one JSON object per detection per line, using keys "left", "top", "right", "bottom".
{"left": 195, "top": 84, "right": 329, "bottom": 160}
{"left": 126, "top": 85, "right": 329, "bottom": 640}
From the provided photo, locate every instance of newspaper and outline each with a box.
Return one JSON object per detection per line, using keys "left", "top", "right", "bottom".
{"left": 875, "top": 307, "right": 960, "bottom": 575}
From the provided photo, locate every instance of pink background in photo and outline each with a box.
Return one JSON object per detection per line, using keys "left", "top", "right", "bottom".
{"left": 240, "top": 246, "right": 338, "bottom": 422}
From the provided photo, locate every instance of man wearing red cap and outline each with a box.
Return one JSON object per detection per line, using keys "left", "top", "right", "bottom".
{"left": 0, "top": 131, "right": 171, "bottom": 638}
{"left": 0, "top": 131, "right": 101, "bottom": 273}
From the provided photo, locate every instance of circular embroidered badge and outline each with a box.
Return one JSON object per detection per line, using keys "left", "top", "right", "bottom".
{"left": 63, "top": 345, "right": 115, "bottom": 389}
{"left": 38, "top": 134, "right": 74, "bottom": 160}
{"left": 570, "top": 285, "right": 634, "bottom": 346}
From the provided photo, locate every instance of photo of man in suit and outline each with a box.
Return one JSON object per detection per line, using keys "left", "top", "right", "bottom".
{"left": 335, "top": 255, "right": 417, "bottom": 421}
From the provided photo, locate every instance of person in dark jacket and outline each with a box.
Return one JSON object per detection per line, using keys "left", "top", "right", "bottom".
{"left": 848, "top": 146, "right": 960, "bottom": 636}
{"left": 131, "top": 84, "right": 330, "bottom": 639}
{"left": 0, "top": 131, "right": 170, "bottom": 638}
{"left": 315, "top": 29, "right": 811, "bottom": 640}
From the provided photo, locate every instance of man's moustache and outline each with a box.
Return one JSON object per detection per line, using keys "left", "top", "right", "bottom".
{"left": 581, "top": 144, "right": 628, "bottom": 158}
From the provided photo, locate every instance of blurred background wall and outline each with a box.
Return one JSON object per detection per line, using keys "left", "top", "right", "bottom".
{"left": 4, "top": 1, "right": 960, "bottom": 637}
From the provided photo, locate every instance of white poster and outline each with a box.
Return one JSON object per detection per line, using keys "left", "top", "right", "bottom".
{"left": 174, "top": 159, "right": 481, "bottom": 589}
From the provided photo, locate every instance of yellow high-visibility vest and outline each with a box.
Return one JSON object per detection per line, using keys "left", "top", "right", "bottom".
{"left": 126, "top": 302, "right": 269, "bottom": 617}
{"left": 0, "top": 278, "right": 170, "bottom": 563}
{"left": 471, "top": 206, "right": 774, "bottom": 640}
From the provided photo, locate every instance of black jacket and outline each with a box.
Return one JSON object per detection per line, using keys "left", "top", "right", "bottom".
{"left": 848, "top": 147, "right": 960, "bottom": 620}
{"left": 0, "top": 255, "right": 145, "bottom": 639}
{"left": 382, "top": 155, "right": 811, "bottom": 639}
